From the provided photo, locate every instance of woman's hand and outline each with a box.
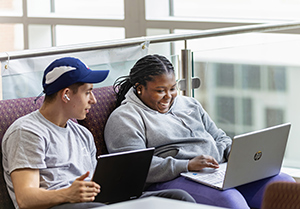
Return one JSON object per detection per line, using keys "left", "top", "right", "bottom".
{"left": 188, "top": 155, "right": 219, "bottom": 171}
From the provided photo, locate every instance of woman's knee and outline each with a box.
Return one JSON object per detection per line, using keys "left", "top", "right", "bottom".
{"left": 146, "top": 177, "right": 250, "bottom": 208}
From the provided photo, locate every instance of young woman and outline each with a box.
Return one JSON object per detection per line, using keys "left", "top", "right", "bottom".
{"left": 104, "top": 54, "right": 295, "bottom": 209}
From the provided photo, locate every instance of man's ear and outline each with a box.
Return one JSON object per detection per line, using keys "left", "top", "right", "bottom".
{"left": 61, "top": 88, "right": 70, "bottom": 102}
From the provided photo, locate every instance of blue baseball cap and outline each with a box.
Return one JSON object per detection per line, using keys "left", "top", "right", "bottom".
{"left": 42, "top": 57, "right": 109, "bottom": 95}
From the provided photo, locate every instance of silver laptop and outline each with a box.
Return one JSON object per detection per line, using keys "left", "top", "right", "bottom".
{"left": 181, "top": 123, "right": 291, "bottom": 190}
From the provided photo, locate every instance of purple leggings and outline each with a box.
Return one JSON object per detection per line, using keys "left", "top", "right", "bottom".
{"left": 146, "top": 172, "right": 295, "bottom": 209}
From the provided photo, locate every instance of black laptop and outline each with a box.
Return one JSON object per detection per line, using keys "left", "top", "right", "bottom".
{"left": 92, "top": 147, "right": 154, "bottom": 204}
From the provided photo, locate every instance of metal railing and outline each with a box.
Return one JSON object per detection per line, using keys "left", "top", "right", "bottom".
{"left": 1, "top": 21, "right": 300, "bottom": 61}
{"left": 1, "top": 20, "right": 300, "bottom": 95}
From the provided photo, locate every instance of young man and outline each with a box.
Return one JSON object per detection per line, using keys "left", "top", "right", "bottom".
{"left": 2, "top": 57, "right": 195, "bottom": 209}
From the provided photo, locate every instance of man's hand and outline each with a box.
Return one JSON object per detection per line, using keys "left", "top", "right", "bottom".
{"left": 188, "top": 155, "right": 219, "bottom": 171}
{"left": 66, "top": 171, "right": 101, "bottom": 203}
{"left": 11, "top": 169, "right": 101, "bottom": 209}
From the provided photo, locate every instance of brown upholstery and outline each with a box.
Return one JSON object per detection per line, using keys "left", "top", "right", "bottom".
{"left": 0, "top": 86, "right": 117, "bottom": 208}
{"left": 262, "top": 181, "right": 300, "bottom": 209}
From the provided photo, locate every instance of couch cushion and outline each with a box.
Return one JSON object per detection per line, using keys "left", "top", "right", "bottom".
{"left": 0, "top": 86, "right": 116, "bottom": 207}
{"left": 0, "top": 96, "right": 43, "bottom": 208}
{"left": 0, "top": 97, "right": 44, "bottom": 142}
{"left": 78, "top": 86, "right": 117, "bottom": 156}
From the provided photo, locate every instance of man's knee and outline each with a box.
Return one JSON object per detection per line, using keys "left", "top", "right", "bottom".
{"left": 141, "top": 189, "right": 196, "bottom": 203}
{"left": 166, "top": 189, "right": 196, "bottom": 203}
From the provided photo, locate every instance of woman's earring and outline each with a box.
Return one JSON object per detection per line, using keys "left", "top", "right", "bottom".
{"left": 137, "top": 90, "right": 141, "bottom": 95}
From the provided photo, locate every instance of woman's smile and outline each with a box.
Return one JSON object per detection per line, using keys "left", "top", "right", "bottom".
{"left": 137, "top": 72, "right": 177, "bottom": 113}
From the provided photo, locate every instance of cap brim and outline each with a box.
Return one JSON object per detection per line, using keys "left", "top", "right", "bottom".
{"left": 79, "top": 70, "right": 109, "bottom": 84}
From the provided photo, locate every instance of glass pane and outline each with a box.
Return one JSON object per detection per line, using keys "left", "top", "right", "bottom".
{"left": 216, "top": 96, "right": 235, "bottom": 124}
{"left": 268, "top": 66, "right": 286, "bottom": 91}
{"left": 173, "top": 0, "right": 300, "bottom": 20}
{"left": 242, "top": 98, "right": 252, "bottom": 126}
{"left": 265, "top": 108, "right": 284, "bottom": 127}
{"left": 28, "top": 25, "right": 52, "bottom": 49}
{"left": 241, "top": 65, "right": 261, "bottom": 89}
{"left": 27, "top": 0, "right": 124, "bottom": 18}
{"left": 56, "top": 25, "right": 125, "bottom": 46}
{"left": 27, "top": 0, "right": 50, "bottom": 16}
{"left": 145, "top": 0, "right": 170, "bottom": 19}
{"left": 146, "top": 29, "right": 171, "bottom": 58}
{"left": 0, "top": 0, "right": 22, "bottom": 16}
{"left": 0, "top": 23, "right": 24, "bottom": 53}
{"left": 215, "top": 63, "right": 234, "bottom": 88}
{"left": 1, "top": 43, "right": 149, "bottom": 99}
{"left": 190, "top": 33, "right": 300, "bottom": 168}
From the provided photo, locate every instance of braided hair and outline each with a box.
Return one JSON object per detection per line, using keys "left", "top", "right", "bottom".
{"left": 113, "top": 54, "right": 175, "bottom": 107}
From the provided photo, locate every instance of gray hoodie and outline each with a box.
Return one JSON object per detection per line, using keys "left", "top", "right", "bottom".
{"left": 104, "top": 87, "right": 232, "bottom": 183}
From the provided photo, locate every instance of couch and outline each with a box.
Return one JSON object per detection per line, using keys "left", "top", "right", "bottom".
{"left": 0, "top": 86, "right": 116, "bottom": 209}
{"left": 261, "top": 181, "right": 300, "bottom": 209}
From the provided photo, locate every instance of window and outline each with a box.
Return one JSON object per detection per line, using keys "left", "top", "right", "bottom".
{"left": 241, "top": 65, "right": 261, "bottom": 90}
{"left": 216, "top": 96, "right": 235, "bottom": 124}
{"left": 0, "top": 24, "right": 24, "bottom": 52}
{"left": 0, "top": 0, "right": 22, "bottom": 16}
{"left": 27, "top": 0, "right": 124, "bottom": 19}
{"left": 145, "top": 0, "right": 170, "bottom": 19}
{"left": 56, "top": 25, "right": 125, "bottom": 46}
{"left": 268, "top": 66, "right": 286, "bottom": 91}
{"left": 28, "top": 25, "right": 52, "bottom": 49}
{"left": 172, "top": 0, "right": 300, "bottom": 21}
{"left": 242, "top": 98, "right": 253, "bottom": 126}
{"left": 1, "top": 0, "right": 300, "bottom": 170}
{"left": 215, "top": 63, "right": 235, "bottom": 88}
{"left": 265, "top": 108, "right": 284, "bottom": 127}
{"left": 146, "top": 29, "right": 171, "bottom": 56}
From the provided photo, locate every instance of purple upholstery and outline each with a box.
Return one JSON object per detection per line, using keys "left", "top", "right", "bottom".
{"left": 147, "top": 173, "right": 295, "bottom": 209}
{"left": 0, "top": 86, "right": 117, "bottom": 208}
{"left": 0, "top": 95, "right": 43, "bottom": 208}
{"left": 78, "top": 86, "right": 116, "bottom": 156}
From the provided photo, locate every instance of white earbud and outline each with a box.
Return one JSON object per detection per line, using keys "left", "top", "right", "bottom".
{"left": 64, "top": 94, "right": 70, "bottom": 101}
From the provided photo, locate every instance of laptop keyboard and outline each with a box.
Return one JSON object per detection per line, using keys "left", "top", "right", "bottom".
{"left": 192, "top": 169, "right": 226, "bottom": 185}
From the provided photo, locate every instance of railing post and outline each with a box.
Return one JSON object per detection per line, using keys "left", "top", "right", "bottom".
{"left": 181, "top": 49, "right": 192, "bottom": 96}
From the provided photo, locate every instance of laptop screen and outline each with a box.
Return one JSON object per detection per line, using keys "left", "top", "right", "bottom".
{"left": 92, "top": 148, "right": 155, "bottom": 204}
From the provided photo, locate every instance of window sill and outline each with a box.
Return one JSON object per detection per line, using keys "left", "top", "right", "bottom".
{"left": 281, "top": 166, "right": 300, "bottom": 182}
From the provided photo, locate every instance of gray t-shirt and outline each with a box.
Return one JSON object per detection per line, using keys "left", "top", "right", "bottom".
{"left": 1, "top": 110, "right": 97, "bottom": 209}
